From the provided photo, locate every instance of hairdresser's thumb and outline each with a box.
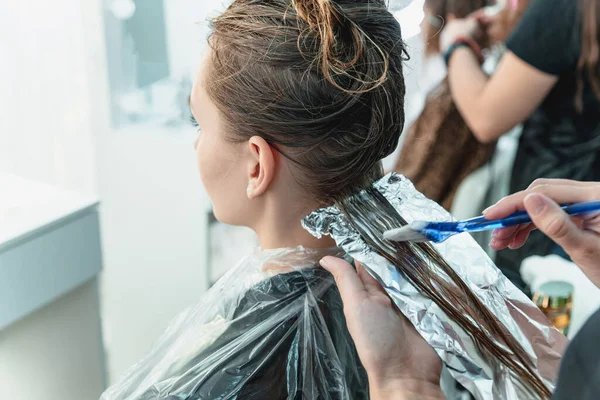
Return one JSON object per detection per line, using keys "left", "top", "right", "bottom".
{"left": 524, "top": 193, "right": 583, "bottom": 253}
{"left": 320, "top": 256, "right": 367, "bottom": 305}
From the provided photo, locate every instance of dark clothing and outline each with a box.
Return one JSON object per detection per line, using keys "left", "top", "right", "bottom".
{"left": 553, "top": 307, "right": 600, "bottom": 399}
{"left": 139, "top": 268, "right": 368, "bottom": 399}
{"left": 497, "top": 0, "right": 600, "bottom": 288}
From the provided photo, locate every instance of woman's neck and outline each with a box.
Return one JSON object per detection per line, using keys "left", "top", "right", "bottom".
{"left": 253, "top": 201, "right": 337, "bottom": 250}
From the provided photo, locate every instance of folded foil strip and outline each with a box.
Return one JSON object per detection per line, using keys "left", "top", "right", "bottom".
{"left": 302, "top": 173, "right": 567, "bottom": 400}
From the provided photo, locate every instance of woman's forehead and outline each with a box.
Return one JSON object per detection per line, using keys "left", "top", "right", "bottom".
{"left": 191, "top": 50, "right": 212, "bottom": 103}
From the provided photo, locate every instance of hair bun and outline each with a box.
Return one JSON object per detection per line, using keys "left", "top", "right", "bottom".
{"left": 293, "top": 0, "right": 337, "bottom": 31}
{"left": 293, "top": 0, "right": 388, "bottom": 93}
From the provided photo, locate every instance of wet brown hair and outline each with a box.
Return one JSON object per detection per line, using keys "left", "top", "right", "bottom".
{"left": 207, "top": 0, "right": 406, "bottom": 202}
{"left": 424, "top": 0, "right": 485, "bottom": 54}
{"left": 577, "top": 0, "right": 600, "bottom": 111}
{"left": 341, "top": 187, "right": 550, "bottom": 398}
{"left": 208, "top": 0, "right": 549, "bottom": 397}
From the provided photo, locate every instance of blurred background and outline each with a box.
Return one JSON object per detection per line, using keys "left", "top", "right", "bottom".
{"left": 1, "top": 0, "right": 598, "bottom": 399}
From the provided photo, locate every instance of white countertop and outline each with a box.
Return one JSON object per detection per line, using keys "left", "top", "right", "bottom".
{"left": 0, "top": 173, "right": 103, "bottom": 330}
{"left": 0, "top": 173, "right": 98, "bottom": 251}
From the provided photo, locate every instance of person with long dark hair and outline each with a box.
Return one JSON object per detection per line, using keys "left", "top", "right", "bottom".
{"left": 440, "top": 0, "right": 600, "bottom": 291}
{"left": 393, "top": 0, "right": 496, "bottom": 212}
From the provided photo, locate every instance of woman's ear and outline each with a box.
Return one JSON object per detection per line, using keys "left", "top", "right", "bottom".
{"left": 246, "top": 136, "right": 276, "bottom": 199}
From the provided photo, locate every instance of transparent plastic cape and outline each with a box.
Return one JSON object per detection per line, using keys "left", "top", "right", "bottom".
{"left": 303, "top": 173, "right": 568, "bottom": 400}
{"left": 101, "top": 247, "right": 369, "bottom": 400}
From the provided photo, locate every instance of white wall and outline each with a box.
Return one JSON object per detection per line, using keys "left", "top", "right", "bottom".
{"left": 0, "top": 2, "right": 109, "bottom": 399}
{"left": 97, "top": 0, "right": 225, "bottom": 384}
{"left": 163, "top": 0, "right": 227, "bottom": 79}
{"left": 97, "top": 124, "right": 211, "bottom": 384}
{"left": 0, "top": 0, "right": 110, "bottom": 195}
{"left": 0, "top": 0, "right": 220, "bottom": 391}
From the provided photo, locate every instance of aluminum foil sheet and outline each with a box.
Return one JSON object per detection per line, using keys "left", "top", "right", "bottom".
{"left": 302, "top": 173, "right": 567, "bottom": 400}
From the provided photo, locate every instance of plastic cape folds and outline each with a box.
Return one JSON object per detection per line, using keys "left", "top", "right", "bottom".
{"left": 302, "top": 173, "right": 568, "bottom": 400}
{"left": 101, "top": 247, "right": 368, "bottom": 400}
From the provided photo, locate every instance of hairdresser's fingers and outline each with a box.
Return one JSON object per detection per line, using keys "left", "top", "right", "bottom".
{"left": 490, "top": 234, "right": 518, "bottom": 251}
{"left": 508, "top": 224, "right": 537, "bottom": 249}
{"left": 492, "top": 224, "right": 522, "bottom": 240}
{"left": 493, "top": 180, "right": 597, "bottom": 215}
{"left": 484, "top": 182, "right": 600, "bottom": 220}
{"left": 490, "top": 237, "right": 512, "bottom": 251}
{"left": 489, "top": 238, "right": 507, "bottom": 251}
{"left": 501, "top": 222, "right": 532, "bottom": 244}
{"left": 527, "top": 178, "right": 596, "bottom": 189}
{"left": 489, "top": 223, "right": 532, "bottom": 250}
{"left": 514, "top": 216, "right": 587, "bottom": 247}
{"left": 490, "top": 225, "right": 528, "bottom": 250}
{"left": 492, "top": 219, "right": 559, "bottom": 251}
{"left": 470, "top": 9, "right": 492, "bottom": 26}
{"left": 320, "top": 256, "right": 367, "bottom": 305}
{"left": 523, "top": 194, "right": 590, "bottom": 254}
{"left": 497, "top": 217, "right": 588, "bottom": 250}
{"left": 524, "top": 194, "right": 600, "bottom": 287}
{"left": 356, "top": 261, "right": 387, "bottom": 297}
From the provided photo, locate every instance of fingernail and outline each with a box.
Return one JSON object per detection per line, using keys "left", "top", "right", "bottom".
{"left": 319, "top": 257, "right": 331, "bottom": 269}
{"left": 492, "top": 229, "right": 499, "bottom": 238}
{"left": 524, "top": 194, "right": 547, "bottom": 216}
{"left": 483, "top": 197, "right": 506, "bottom": 214}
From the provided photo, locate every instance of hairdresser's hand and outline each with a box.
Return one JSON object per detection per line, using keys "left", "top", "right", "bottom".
{"left": 484, "top": 179, "right": 600, "bottom": 288}
{"left": 440, "top": 17, "right": 483, "bottom": 53}
{"left": 481, "top": 7, "right": 510, "bottom": 44}
{"left": 320, "top": 256, "right": 444, "bottom": 400}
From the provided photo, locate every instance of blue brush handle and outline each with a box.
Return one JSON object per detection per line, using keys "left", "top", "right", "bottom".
{"left": 426, "top": 201, "right": 600, "bottom": 234}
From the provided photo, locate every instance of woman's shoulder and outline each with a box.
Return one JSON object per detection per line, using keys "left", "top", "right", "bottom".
{"left": 506, "top": 0, "right": 580, "bottom": 75}
{"left": 524, "top": 0, "right": 577, "bottom": 18}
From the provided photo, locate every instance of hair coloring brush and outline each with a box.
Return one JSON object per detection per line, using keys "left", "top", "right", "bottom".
{"left": 383, "top": 201, "right": 600, "bottom": 243}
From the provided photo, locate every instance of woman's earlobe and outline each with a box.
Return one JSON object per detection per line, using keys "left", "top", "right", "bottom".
{"left": 246, "top": 183, "right": 255, "bottom": 199}
{"left": 247, "top": 136, "right": 276, "bottom": 198}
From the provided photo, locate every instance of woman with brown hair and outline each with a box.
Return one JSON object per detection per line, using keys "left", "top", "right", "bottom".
{"left": 393, "top": 0, "right": 495, "bottom": 211}
{"left": 102, "top": 1, "right": 560, "bottom": 399}
{"left": 441, "top": 0, "right": 600, "bottom": 291}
